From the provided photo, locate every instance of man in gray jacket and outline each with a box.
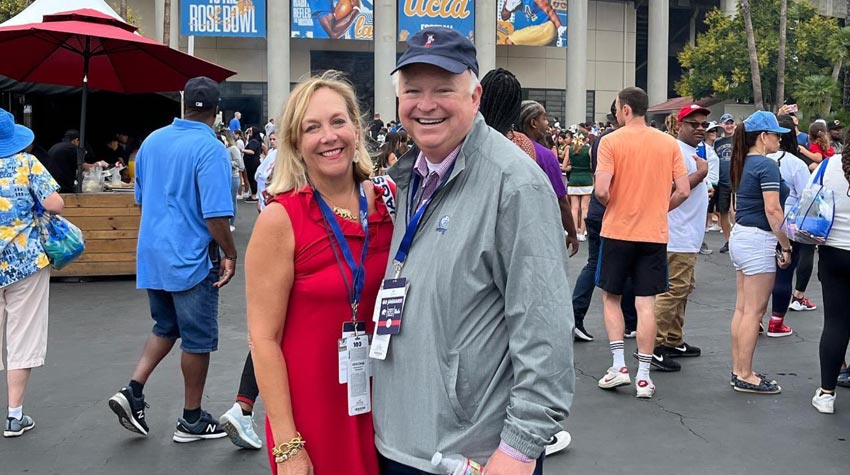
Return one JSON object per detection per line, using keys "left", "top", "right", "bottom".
{"left": 370, "top": 27, "right": 574, "bottom": 475}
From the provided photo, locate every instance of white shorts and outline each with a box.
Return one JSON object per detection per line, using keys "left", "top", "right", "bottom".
{"left": 729, "top": 224, "right": 778, "bottom": 275}
{"left": 1, "top": 268, "right": 50, "bottom": 371}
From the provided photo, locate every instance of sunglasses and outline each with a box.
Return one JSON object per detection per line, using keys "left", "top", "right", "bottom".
{"left": 681, "top": 120, "right": 711, "bottom": 129}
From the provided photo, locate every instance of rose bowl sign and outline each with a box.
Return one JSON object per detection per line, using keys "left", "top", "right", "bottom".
{"left": 181, "top": 0, "right": 267, "bottom": 38}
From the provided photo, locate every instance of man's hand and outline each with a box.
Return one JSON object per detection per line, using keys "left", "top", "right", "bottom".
{"left": 707, "top": 186, "right": 715, "bottom": 199}
{"left": 695, "top": 154, "right": 708, "bottom": 175}
{"left": 484, "top": 449, "right": 536, "bottom": 475}
{"left": 215, "top": 257, "right": 236, "bottom": 288}
{"left": 566, "top": 234, "right": 580, "bottom": 257}
{"left": 504, "top": 0, "right": 523, "bottom": 11}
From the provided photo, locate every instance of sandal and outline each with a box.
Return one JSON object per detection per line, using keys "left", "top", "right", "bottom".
{"left": 733, "top": 376, "right": 782, "bottom": 394}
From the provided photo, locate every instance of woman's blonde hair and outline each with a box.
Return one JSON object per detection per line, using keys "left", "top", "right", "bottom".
{"left": 221, "top": 129, "right": 236, "bottom": 148}
{"left": 267, "top": 70, "right": 372, "bottom": 195}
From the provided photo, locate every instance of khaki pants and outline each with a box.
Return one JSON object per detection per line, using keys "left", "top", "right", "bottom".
{"left": 655, "top": 253, "right": 697, "bottom": 348}
{"left": 0, "top": 268, "right": 50, "bottom": 371}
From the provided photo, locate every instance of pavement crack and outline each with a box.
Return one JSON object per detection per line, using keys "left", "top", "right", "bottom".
{"left": 651, "top": 398, "right": 708, "bottom": 443}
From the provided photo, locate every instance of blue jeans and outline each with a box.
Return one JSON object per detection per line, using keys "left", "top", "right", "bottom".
{"left": 379, "top": 453, "right": 544, "bottom": 475}
{"left": 147, "top": 263, "right": 220, "bottom": 353}
{"left": 231, "top": 175, "right": 240, "bottom": 226}
{"left": 572, "top": 216, "right": 637, "bottom": 329}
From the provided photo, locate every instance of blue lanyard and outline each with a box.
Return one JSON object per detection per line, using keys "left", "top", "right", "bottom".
{"left": 313, "top": 183, "right": 370, "bottom": 321}
{"left": 393, "top": 163, "right": 455, "bottom": 277}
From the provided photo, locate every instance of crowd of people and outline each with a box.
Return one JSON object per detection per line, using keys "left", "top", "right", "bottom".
{"left": 2, "top": 25, "right": 850, "bottom": 475}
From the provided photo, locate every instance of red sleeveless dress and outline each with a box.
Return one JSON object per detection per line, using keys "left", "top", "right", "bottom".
{"left": 265, "top": 184, "right": 393, "bottom": 475}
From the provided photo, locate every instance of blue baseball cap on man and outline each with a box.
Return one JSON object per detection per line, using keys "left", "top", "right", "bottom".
{"left": 743, "top": 111, "right": 790, "bottom": 134}
{"left": 392, "top": 27, "right": 479, "bottom": 76}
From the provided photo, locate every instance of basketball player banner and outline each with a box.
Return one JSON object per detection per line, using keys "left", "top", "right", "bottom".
{"left": 291, "top": 0, "right": 374, "bottom": 40}
{"left": 496, "top": 0, "right": 567, "bottom": 47}
{"left": 397, "top": 0, "right": 475, "bottom": 43}
{"left": 181, "top": 0, "right": 266, "bottom": 37}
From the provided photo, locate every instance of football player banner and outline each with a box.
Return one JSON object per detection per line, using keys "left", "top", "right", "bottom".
{"left": 497, "top": 0, "right": 567, "bottom": 47}
{"left": 181, "top": 0, "right": 266, "bottom": 37}
{"left": 397, "top": 0, "right": 475, "bottom": 43}
{"left": 291, "top": 0, "right": 374, "bottom": 40}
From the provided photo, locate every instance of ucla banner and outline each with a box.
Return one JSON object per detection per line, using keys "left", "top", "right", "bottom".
{"left": 181, "top": 0, "right": 266, "bottom": 37}
{"left": 496, "top": 0, "right": 567, "bottom": 47}
{"left": 397, "top": 0, "right": 474, "bottom": 43}
{"left": 291, "top": 0, "right": 374, "bottom": 40}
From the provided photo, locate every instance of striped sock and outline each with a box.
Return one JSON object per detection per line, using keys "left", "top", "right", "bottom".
{"left": 610, "top": 340, "right": 625, "bottom": 369}
{"left": 637, "top": 353, "right": 652, "bottom": 380}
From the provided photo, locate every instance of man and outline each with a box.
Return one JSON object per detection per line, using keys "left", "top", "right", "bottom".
{"left": 370, "top": 112, "right": 384, "bottom": 140}
{"left": 374, "top": 27, "right": 573, "bottom": 475}
{"left": 45, "top": 130, "right": 81, "bottom": 193}
{"left": 828, "top": 119, "right": 843, "bottom": 155}
{"left": 594, "top": 87, "right": 690, "bottom": 399}
{"left": 713, "top": 113, "right": 735, "bottom": 253}
{"left": 312, "top": 0, "right": 360, "bottom": 39}
{"left": 704, "top": 122, "right": 721, "bottom": 234}
{"left": 648, "top": 105, "right": 711, "bottom": 373}
{"left": 108, "top": 77, "right": 236, "bottom": 443}
{"left": 229, "top": 111, "right": 241, "bottom": 134}
{"left": 571, "top": 101, "right": 638, "bottom": 342}
{"left": 500, "top": 0, "right": 566, "bottom": 46}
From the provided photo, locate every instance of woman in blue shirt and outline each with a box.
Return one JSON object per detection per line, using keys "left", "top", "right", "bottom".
{"left": 727, "top": 111, "right": 792, "bottom": 395}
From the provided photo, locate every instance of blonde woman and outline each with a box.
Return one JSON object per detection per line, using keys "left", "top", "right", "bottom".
{"left": 222, "top": 130, "right": 244, "bottom": 231}
{"left": 247, "top": 71, "right": 393, "bottom": 475}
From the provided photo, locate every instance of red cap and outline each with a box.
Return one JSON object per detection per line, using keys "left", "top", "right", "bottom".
{"left": 677, "top": 104, "right": 711, "bottom": 122}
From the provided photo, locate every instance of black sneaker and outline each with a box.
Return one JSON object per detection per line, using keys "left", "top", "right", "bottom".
{"left": 109, "top": 388, "right": 150, "bottom": 435}
{"left": 574, "top": 323, "right": 594, "bottom": 342}
{"left": 173, "top": 410, "right": 228, "bottom": 443}
{"left": 633, "top": 347, "right": 682, "bottom": 372}
{"left": 667, "top": 342, "right": 702, "bottom": 358}
{"left": 719, "top": 242, "right": 729, "bottom": 253}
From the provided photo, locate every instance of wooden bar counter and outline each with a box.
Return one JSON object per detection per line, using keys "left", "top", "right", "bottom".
{"left": 55, "top": 192, "right": 139, "bottom": 277}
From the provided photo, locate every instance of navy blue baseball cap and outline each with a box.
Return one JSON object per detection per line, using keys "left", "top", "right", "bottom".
{"left": 392, "top": 27, "right": 479, "bottom": 76}
{"left": 184, "top": 76, "right": 220, "bottom": 110}
{"left": 744, "top": 111, "right": 790, "bottom": 134}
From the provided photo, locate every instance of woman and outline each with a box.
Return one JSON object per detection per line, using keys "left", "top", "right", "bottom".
{"left": 243, "top": 126, "right": 265, "bottom": 202}
{"left": 566, "top": 134, "right": 592, "bottom": 241}
{"left": 764, "top": 115, "right": 812, "bottom": 338}
{"left": 664, "top": 113, "right": 679, "bottom": 138}
{"left": 247, "top": 72, "right": 393, "bottom": 474}
{"left": 811, "top": 134, "right": 850, "bottom": 413}
{"left": 375, "top": 131, "right": 403, "bottom": 174}
{"left": 223, "top": 130, "right": 244, "bottom": 232}
{"left": 0, "top": 108, "right": 64, "bottom": 437}
{"left": 728, "top": 111, "right": 792, "bottom": 394}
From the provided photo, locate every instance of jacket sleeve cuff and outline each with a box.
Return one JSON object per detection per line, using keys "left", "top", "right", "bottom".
{"left": 500, "top": 425, "right": 545, "bottom": 460}
{"left": 498, "top": 441, "right": 534, "bottom": 463}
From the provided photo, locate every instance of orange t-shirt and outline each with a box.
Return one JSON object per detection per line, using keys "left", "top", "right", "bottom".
{"left": 596, "top": 125, "right": 688, "bottom": 243}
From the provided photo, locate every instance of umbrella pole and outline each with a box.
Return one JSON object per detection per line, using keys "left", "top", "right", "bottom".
{"left": 75, "top": 37, "right": 91, "bottom": 193}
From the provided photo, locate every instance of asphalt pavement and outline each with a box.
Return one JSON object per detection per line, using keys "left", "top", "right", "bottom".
{"left": 0, "top": 202, "right": 846, "bottom": 474}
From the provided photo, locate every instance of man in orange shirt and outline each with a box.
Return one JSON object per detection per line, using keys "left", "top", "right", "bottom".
{"left": 593, "top": 87, "right": 690, "bottom": 399}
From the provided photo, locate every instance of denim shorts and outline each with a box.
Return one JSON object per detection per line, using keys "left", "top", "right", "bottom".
{"left": 147, "top": 265, "right": 219, "bottom": 353}
{"left": 729, "top": 224, "right": 778, "bottom": 275}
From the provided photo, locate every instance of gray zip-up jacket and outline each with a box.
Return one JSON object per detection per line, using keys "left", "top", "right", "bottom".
{"left": 372, "top": 114, "right": 575, "bottom": 471}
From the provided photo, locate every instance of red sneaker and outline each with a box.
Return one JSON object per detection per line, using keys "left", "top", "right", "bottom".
{"left": 789, "top": 296, "right": 817, "bottom": 311}
{"left": 767, "top": 317, "right": 793, "bottom": 338}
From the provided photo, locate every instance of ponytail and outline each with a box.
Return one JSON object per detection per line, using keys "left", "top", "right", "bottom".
{"left": 730, "top": 123, "right": 762, "bottom": 191}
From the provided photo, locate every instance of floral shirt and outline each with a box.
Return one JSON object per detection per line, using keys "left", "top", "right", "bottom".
{"left": 0, "top": 152, "right": 59, "bottom": 287}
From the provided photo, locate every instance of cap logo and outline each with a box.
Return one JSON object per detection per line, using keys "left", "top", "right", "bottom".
{"left": 424, "top": 34, "right": 435, "bottom": 48}
{"left": 194, "top": 101, "right": 203, "bottom": 107}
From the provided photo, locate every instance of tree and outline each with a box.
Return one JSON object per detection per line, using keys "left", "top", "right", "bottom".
{"left": 795, "top": 75, "right": 838, "bottom": 119}
{"left": 825, "top": 27, "right": 850, "bottom": 114}
{"left": 119, "top": 0, "right": 127, "bottom": 19}
{"left": 740, "top": 0, "right": 764, "bottom": 109}
{"left": 163, "top": 0, "right": 171, "bottom": 45}
{"left": 776, "top": 0, "right": 788, "bottom": 109}
{"left": 0, "top": 0, "right": 30, "bottom": 24}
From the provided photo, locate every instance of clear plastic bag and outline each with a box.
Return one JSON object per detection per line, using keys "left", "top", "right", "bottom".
{"left": 783, "top": 161, "right": 835, "bottom": 245}
{"left": 33, "top": 209, "right": 86, "bottom": 270}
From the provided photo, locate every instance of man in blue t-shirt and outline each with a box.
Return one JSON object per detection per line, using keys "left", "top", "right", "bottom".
{"left": 229, "top": 111, "right": 241, "bottom": 134}
{"left": 108, "top": 77, "right": 236, "bottom": 443}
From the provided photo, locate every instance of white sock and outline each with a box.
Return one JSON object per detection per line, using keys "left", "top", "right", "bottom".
{"left": 610, "top": 340, "right": 625, "bottom": 369}
{"left": 637, "top": 354, "right": 652, "bottom": 380}
{"left": 8, "top": 406, "right": 22, "bottom": 420}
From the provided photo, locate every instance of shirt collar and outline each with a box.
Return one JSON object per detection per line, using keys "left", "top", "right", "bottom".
{"left": 414, "top": 144, "right": 463, "bottom": 180}
{"left": 172, "top": 118, "right": 215, "bottom": 136}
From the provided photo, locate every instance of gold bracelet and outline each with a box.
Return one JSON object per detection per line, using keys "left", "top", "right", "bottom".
{"left": 272, "top": 432, "right": 306, "bottom": 464}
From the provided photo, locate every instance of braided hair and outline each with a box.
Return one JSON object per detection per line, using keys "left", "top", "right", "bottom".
{"left": 480, "top": 68, "right": 522, "bottom": 135}
{"left": 519, "top": 100, "right": 546, "bottom": 139}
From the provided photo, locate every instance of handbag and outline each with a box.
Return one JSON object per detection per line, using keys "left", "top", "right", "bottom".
{"left": 31, "top": 199, "right": 86, "bottom": 270}
{"left": 782, "top": 159, "right": 835, "bottom": 245}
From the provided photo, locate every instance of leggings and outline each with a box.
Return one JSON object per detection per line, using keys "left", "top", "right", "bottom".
{"left": 771, "top": 244, "right": 801, "bottom": 315}
{"left": 244, "top": 156, "right": 260, "bottom": 195}
{"left": 794, "top": 242, "right": 816, "bottom": 293}
{"left": 236, "top": 353, "right": 260, "bottom": 407}
{"left": 817, "top": 246, "right": 850, "bottom": 391}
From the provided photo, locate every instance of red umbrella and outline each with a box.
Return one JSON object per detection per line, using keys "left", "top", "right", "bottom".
{"left": 0, "top": 8, "right": 236, "bottom": 190}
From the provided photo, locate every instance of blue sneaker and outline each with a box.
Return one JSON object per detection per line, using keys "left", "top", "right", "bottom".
{"left": 173, "top": 410, "right": 227, "bottom": 443}
{"left": 4, "top": 415, "right": 34, "bottom": 437}
{"left": 837, "top": 368, "right": 850, "bottom": 388}
{"left": 220, "top": 403, "right": 263, "bottom": 449}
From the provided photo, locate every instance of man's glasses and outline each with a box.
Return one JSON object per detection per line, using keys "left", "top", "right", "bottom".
{"left": 681, "top": 120, "right": 710, "bottom": 129}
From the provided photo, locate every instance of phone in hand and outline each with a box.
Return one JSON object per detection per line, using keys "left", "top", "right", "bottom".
{"left": 775, "top": 248, "right": 786, "bottom": 264}
{"left": 787, "top": 104, "right": 799, "bottom": 114}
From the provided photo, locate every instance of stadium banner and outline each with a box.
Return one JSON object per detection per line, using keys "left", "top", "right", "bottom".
{"left": 496, "top": 0, "right": 567, "bottom": 48}
{"left": 397, "top": 0, "right": 475, "bottom": 43}
{"left": 181, "top": 0, "right": 266, "bottom": 37}
{"left": 291, "top": 0, "right": 374, "bottom": 40}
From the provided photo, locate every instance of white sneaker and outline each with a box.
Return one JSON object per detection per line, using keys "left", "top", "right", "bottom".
{"left": 635, "top": 378, "right": 656, "bottom": 398}
{"left": 219, "top": 403, "right": 263, "bottom": 449}
{"left": 624, "top": 330, "right": 637, "bottom": 339}
{"left": 544, "top": 430, "right": 571, "bottom": 457}
{"left": 708, "top": 223, "right": 722, "bottom": 232}
{"left": 598, "top": 366, "right": 631, "bottom": 389}
{"left": 812, "top": 389, "right": 835, "bottom": 414}
{"left": 577, "top": 234, "right": 587, "bottom": 242}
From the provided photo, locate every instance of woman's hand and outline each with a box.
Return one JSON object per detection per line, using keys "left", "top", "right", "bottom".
{"left": 778, "top": 249, "right": 792, "bottom": 269}
{"left": 277, "top": 449, "right": 314, "bottom": 475}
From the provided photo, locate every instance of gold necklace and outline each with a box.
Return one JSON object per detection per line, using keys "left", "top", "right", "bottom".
{"left": 319, "top": 192, "right": 358, "bottom": 221}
